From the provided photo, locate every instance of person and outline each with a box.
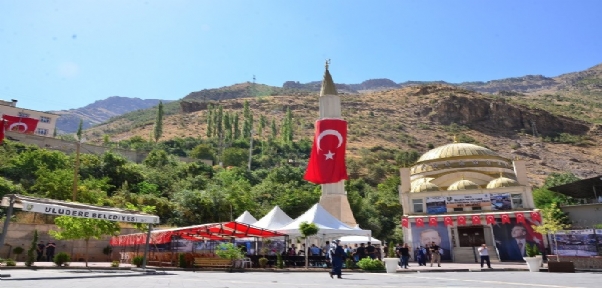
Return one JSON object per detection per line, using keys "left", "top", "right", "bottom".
{"left": 322, "top": 241, "right": 331, "bottom": 267}
{"left": 46, "top": 241, "right": 56, "bottom": 262}
{"left": 497, "top": 224, "right": 537, "bottom": 260}
{"left": 399, "top": 243, "right": 410, "bottom": 269}
{"left": 328, "top": 240, "right": 346, "bottom": 279}
{"left": 366, "top": 242, "right": 376, "bottom": 259}
{"left": 429, "top": 241, "right": 441, "bottom": 267}
{"left": 36, "top": 241, "right": 45, "bottom": 261}
{"left": 352, "top": 243, "right": 360, "bottom": 262}
{"left": 355, "top": 243, "right": 366, "bottom": 261}
{"left": 424, "top": 243, "right": 431, "bottom": 262}
{"left": 478, "top": 244, "right": 492, "bottom": 269}
{"left": 310, "top": 244, "right": 321, "bottom": 256}
{"left": 419, "top": 229, "right": 450, "bottom": 258}
{"left": 375, "top": 244, "right": 382, "bottom": 261}
{"left": 417, "top": 245, "right": 427, "bottom": 266}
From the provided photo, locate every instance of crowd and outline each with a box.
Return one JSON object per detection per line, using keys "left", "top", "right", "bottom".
{"left": 35, "top": 241, "right": 57, "bottom": 262}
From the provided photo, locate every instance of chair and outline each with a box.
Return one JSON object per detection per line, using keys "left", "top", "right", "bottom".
{"left": 241, "top": 257, "right": 252, "bottom": 268}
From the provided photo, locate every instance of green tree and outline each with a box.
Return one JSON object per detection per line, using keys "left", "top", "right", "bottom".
{"left": 206, "top": 104, "right": 213, "bottom": 138}
{"left": 243, "top": 100, "right": 253, "bottom": 138}
{"left": 281, "top": 107, "right": 293, "bottom": 143}
{"left": 77, "top": 119, "right": 83, "bottom": 141}
{"left": 50, "top": 217, "right": 121, "bottom": 267}
{"left": 190, "top": 144, "right": 216, "bottom": 162}
{"left": 299, "top": 221, "right": 319, "bottom": 268}
{"left": 216, "top": 105, "right": 224, "bottom": 140}
{"left": 224, "top": 112, "right": 232, "bottom": 142}
{"left": 222, "top": 147, "right": 248, "bottom": 167}
{"left": 215, "top": 243, "right": 245, "bottom": 272}
{"left": 233, "top": 113, "right": 240, "bottom": 140}
{"left": 532, "top": 203, "right": 571, "bottom": 261}
{"left": 271, "top": 118, "right": 278, "bottom": 138}
{"left": 153, "top": 101, "right": 164, "bottom": 143}
{"left": 259, "top": 114, "right": 267, "bottom": 138}
{"left": 25, "top": 230, "right": 38, "bottom": 267}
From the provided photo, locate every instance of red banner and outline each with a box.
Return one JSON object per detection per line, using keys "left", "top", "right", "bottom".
{"left": 428, "top": 217, "right": 438, "bottom": 227}
{"left": 530, "top": 211, "right": 541, "bottom": 223}
{"left": 471, "top": 215, "right": 481, "bottom": 225}
{"left": 2, "top": 114, "right": 38, "bottom": 134}
{"left": 416, "top": 217, "right": 425, "bottom": 227}
{"left": 457, "top": 215, "right": 466, "bottom": 225}
{"left": 401, "top": 217, "right": 409, "bottom": 228}
{"left": 516, "top": 212, "right": 525, "bottom": 224}
{"left": 304, "top": 119, "right": 348, "bottom": 184}
{"left": 501, "top": 213, "right": 511, "bottom": 224}
{"left": 0, "top": 118, "right": 5, "bottom": 144}
{"left": 486, "top": 215, "right": 496, "bottom": 224}
{"left": 443, "top": 216, "right": 453, "bottom": 226}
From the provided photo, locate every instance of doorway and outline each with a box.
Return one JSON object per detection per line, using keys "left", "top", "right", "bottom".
{"left": 457, "top": 227, "right": 485, "bottom": 247}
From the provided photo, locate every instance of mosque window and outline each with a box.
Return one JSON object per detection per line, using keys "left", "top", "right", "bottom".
{"left": 453, "top": 207, "right": 464, "bottom": 212}
{"left": 473, "top": 160, "right": 479, "bottom": 165}
{"left": 511, "top": 194, "right": 523, "bottom": 208}
{"left": 445, "top": 161, "right": 450, "bottom": 167}
{"left": 486, "top": 161, "right": 491, "bottom": 165}
{"left": 459, "top": 161, "right": 465, "bottom": 166}
{"left": 412, "top": 199, "right": 424, "bottom": 213}
{"left": 472, "top": 206, "right": 482, "bottom": 211}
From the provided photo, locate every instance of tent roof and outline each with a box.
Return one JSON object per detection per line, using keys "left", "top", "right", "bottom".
{"left": 235, "top": 211, "right": 258, "bottom": 225}
{"left": 338, "top": 235, "right": 382, "bottom": 245}
{"left": 253, "top": 205, "right": 293, "bottom": 230}
{"left": 110, "top": 221, "right": 287, "bottom": 246}
{"left": 277, "top": 203, "right": 371, "bottom": 237}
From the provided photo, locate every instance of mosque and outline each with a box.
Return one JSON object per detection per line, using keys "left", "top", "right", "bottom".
{"left": 399, "top": 141, "right": 544, "bottom": 263}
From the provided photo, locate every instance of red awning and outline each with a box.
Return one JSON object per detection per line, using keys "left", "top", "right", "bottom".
{"left": 110, "top": 221, "right": 287, "bottom": 246}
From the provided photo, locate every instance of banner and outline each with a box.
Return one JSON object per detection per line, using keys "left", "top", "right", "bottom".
{"left": 21, "top": 201, "right": 160, "bottom": 224}
{"left": 490, "top": 193, "right": 512, "bottom": 210}
{"left": 425, "top": 196, "right": 447, "bottom": 214}
{"left": 411, "top": 222, "right": 452, "bottom": 260}
{"left": 304, "top": 119, "right": 348, "bottom": 184}
{"left": 2, "top": 114, "right": 39, "bottom": 134}
{"left": 492, "top": 218, "right": 544, "bottom": 261}
{"left": 446, "top": 193, "right": 491, "bottom": 209}
{"left": 552, "top": 230, "right": 598, "bottom": 256}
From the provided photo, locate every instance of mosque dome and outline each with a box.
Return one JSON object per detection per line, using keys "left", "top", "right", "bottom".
{"left": 486, "top": 177, "right": 519, "bottom": 189}
{"left": 448, "top": 179, "right": 480, "bottom": 191}
{"left": 411, "top": 181, "right": 441, "bottom": 193}
{"left": 416, "top": 143, "right": 501, "bottom": 163}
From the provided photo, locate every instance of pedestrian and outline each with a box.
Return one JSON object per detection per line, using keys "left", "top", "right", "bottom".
{"left": 46, "top": 241, "right": 56, "bottom": 262}
{"left": 328, "top": 240, "right": 346, "bottom": 279}
{"left": 36, "top": 241, "right": 45, "bottom": 261}
{"left": 399, "top": 243, "right": 410, "bottom": 269}
{"left": 429, "top": 241, "right": 441, "bottom": 267}
{"left": 478, "top": 244, "right": 492, "bottom": 269}
{"left": 417, "top": 245, "right": 427, "bottom": 266}
{"left": 366, "top": 242, "right": 376, "bottom": 259}
{"left": 322, "top": 241, "right": 331, "bottom": 267}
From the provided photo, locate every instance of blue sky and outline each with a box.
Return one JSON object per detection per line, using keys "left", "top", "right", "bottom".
{"left": 1, "top": 0, "right": 601, "bottom": 111}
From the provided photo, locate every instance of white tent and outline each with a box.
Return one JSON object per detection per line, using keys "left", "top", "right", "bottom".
{"left": 253, "top": 206, "right": 293, "bottom": 230}
{"left": 338, "top": 235, "right": 381, "bottom": 245}
{"left": 277, "top": 203, "right": 371, "bottom": 238}
{"left": 235, "top": 211, "right": 258, "bottom": 224}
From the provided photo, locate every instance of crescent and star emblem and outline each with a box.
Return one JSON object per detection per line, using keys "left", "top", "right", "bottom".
{"left": 317, "top": 129, "right": 343, "bottom": 160}
{"left": 9, "top": 122, "right": 28, "bottom": 132}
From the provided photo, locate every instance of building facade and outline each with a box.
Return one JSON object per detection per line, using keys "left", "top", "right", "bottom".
{"left": 0, "top": 99, "right": 58, "bottom": 137}
{"left": 399, "top": 141, "right": 544, "bottom": 262}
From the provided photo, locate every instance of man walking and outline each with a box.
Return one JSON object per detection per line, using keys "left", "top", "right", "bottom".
{"left": 36, "top": 241, "right": 45, "bottom": 261}
{"left": 46, "top": 241, "right": 56, "bottom": 262}
{"left": 328, "top": 240, "right": 346, "bottom": 279}
{"left": 430, "top": 241, "right": 441, "bottom": 267}
{"left": 478, "top": 244, "right": 492, "bottom": 269}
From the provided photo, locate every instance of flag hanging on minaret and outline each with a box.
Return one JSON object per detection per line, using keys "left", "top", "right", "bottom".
{"left": 304, "top": 118, "right": 348, "bottom": 184}
{"left": 0, "top": 117, "right": 6, "bottom": 144}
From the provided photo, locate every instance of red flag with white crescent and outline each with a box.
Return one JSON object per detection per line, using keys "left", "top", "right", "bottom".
{"left": 2, "top": 115, "right": 39, "bottom": 134}
{"left": 443, "top": 216, "right": 453, "bottom": 226}
{"left": 416, "top": 217, "right": 425, "bottom": 227}
{"left": 401, "top": 217, "right": 409, "bottom": 228}
{"left": 304, "top": 119, "right": 348, "bottom": 184}
{"left": 457, "top": 215, "right": 467, "bottom": 225}
{"left": 501, "top": 213, "right": 511, "bottom": 224}
{"left": 516, "top": 212, "right": 526, "bottom": 224}
{"left": 530, "top": 211, "right": 541, "bottom": 223}
{"left": 486, "top": 215, "right": 496, "bottom": 224}
{"left": 471, "top": 215, "right": 481, "bottom": 225}
{"left": 0, "top": 117, "right": 6, "bottom": 144}
{"left": 428, "top": 216, "right": 438, "bottom": 227}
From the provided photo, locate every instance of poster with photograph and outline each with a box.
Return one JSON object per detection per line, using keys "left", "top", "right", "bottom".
{"left": 426, "top": 196, "right": 447, "bottom": 214}
{"left": 492, "top": 218, "right": 544, "bottom": 261}
{"left": 552, "top": 230, "right": 598, "bottom": 256}
{"left": 446, "top": 193, "right": 491, "bottom": 209}
{"left": 411, "top": 223, "right": 452, "bottom": 260}
{"left": 490, "top": 193, "right": 512, "bottom": 211}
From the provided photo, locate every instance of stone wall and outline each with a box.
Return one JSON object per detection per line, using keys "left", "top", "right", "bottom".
{"left": 549, "top": 256, "right": 602, "bottom": 269}
{"left": 0, "top": 223, "right": 138, "bottom": 262}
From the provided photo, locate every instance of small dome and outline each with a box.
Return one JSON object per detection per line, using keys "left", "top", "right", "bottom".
{"left": 411, "top": 178, "right": 434, "bottom": 188}
{"left": 486, "top": 177, "right": 519, "bottom": 189}
{"left": 417, "top": 143, "right": 500, "bottom": 163}
{"left": 411, "top": 182, "right": 441, "bottom": 193}
{"left": 448, "top": 179, "right": 480, "bottom": 190}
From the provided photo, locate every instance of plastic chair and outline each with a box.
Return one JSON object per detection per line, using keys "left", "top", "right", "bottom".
{"left": 241, "top": 257, "right": 252, "bottom": 268}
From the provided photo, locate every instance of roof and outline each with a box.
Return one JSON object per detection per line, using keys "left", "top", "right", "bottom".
{"left": 252, "top": 205, "right": 293, "bottom": 230}
{"left": 549, "top": 175, "right": 602, "bottom": 199}
{"left": 109, "top": 221, "right": 287, "bottom": 246}
{"left": 487, "top": 177, "right": 519, "bottom": 189}
{"left": 277, "top": 203, "right": 371, "bottom": 237}
{"left": 416, "top": 143, "right": 503, "bottom": 163}
{"left": 234, "top": 211, "right": 258, "bottom": 225}
{"left": 320, "top": 62, "right": 338, "bottom": 96}
{"left": 448, "top": 179, "right": 480, "bottom": 190}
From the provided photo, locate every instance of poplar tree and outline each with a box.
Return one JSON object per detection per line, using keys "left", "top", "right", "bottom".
{"left": 243, "top": 100, "right": 253, "bottom": 138}
{"left": 233, "top": 113, "right": 240, "bottom": 140}
{"left": 224, "top": 112, "right": 232, "bottom": 142}
{"left": 271, "top": 118, "right": 278, "bottom": 138}
{"left": 216, "top": 105, "right": 224, "bottom": 140}
{"left": 206, "top": 104, "right": 213, "bottom": 138}
{"left": 259, "top": 114, "right": 267, "bottom": 137}
{"left": 153, "top": 101, "right": 164, "bottom": 143}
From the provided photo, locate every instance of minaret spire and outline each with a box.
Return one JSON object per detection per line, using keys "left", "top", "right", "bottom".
{"left": 320, "top": 59, "right": 338, "bottom": 97}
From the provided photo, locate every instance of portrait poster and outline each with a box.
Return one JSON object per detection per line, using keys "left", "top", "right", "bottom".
{"left": 552, "top": 230, "right": 598, "bottom": 256}
{"left": 446, "top": 193, "right": 491, "bottom": 209}
{"left": 492, "top": 218, "right": 544, "bottom": 261}
{"left": 411, "top": 223, "right": 451, "bottom": 260}
{"left": 425, "top": 196, "right": 447, "bottom": 214}
{"left": 490, "top": 193, "right": 512, "bottom": 211}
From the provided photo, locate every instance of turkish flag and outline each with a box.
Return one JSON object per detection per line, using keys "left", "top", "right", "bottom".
{"left": 416, "top": 218, "right": 425, "bottom": 227}
{"left": 2, "top": 115, "right": 38, "bottom": 134}
{"left": 516, "top": 212, "right": 525, "bottom": 224}
{"left": 471, "top": 215, "right": 481, "bottom": 225}
{"left": 0, "top": 118, "right": 6, "bottom": 144}
{"left": 401, "top": 218, "right": 409, "bottom": 228}
{"left": 486, "top": 215, "right": 496, "bottom": 224}
{"left": 501, "top": 214, "right": 511, "bottom": 224}
{"left": 530, "top": 211, "right": 541, "bottom": 223}
{"left": 304, "top": 119, "right": 348, "bottom": 184}
{"left": 443, "top": 216, "right": 453, "bottom": 226}
{"left": 457, "top": 215, "right": 467, "bottom": 225}
{"left": 428, "top": 217, "right": 438, "bottom": 227}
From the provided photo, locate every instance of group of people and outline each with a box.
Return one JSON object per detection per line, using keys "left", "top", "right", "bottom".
{"left": 36, "top": 241, "right": 57, "bottom": 262}
{"left": 396, "top": 241, "right": 442, "bottom": 268}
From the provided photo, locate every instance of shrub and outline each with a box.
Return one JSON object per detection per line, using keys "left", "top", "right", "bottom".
{"left": 111, "top": 260, "right": 120, "bottom": 268}
{"left": 525, "top": 243, "right": 541, "bottom": 257}
{"left": 356, "top": 258, "right": 385, "bottom": 271}
{"left": 25, "top": 230, "right": 38, "bottom": 267}
{"left": 5, "top": 258, "right": 16, "bottom": 266}
{"left": 132, "top": 255, "right": 144, "bottom": 267}
{"left": 258, "top": 257, "right": 269, "bottom": 268}
{"left": 276, "top": 252, "right": 284, "bottom": 269}
{"left": 53, "top": 252, "right": 71, "bottom": 267}
{"left": 12, "top": 246, "right": 24, "bottom": 260}
{"left": 178, "top": 253, "right": 187, "bottom": 268}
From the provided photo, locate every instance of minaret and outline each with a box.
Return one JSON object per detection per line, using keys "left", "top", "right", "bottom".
{"left": 318, "top": 60, "right": 357, "bottom": 227}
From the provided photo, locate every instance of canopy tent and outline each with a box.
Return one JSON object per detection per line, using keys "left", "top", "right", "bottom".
{"left": 110, "top": 221, "right": 287, "bottom": 246}
{"left": 235, "top": 211, "right": 258, "bottom": 224}
{"left": 338, "top": 235, "right": 381, "bottom": 245}
{"left": 277, "top": 203, "right": 371, "bottom": 238}
{"left": 252, "top": 205, "right": 293, "bottom": 230}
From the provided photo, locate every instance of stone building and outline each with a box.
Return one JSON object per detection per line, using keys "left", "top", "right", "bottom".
{"left": 0, "top": 99, "right": 58, "bottom": 137}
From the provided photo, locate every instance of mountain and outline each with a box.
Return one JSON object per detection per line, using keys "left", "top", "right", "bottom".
{"left": 51, "top": 96, "right": 171, "bottom": 134}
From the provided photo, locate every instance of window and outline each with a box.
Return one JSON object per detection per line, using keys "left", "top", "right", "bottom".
{"left": 511, "top": 194, "right": 523, "bottom": 208}
{"left": 36, "top": 128, "right": 48, "bottom": 135}
{"left": 412, "top": 199, "right": 424, "bottom": 213}
{"left": 18, "top": 112, "right": 30, "bottom": 118}
{"left": 453, "top": 207, "right": 464, "bottom": 212}
{"left": 40, "top": 116, "right": 51, "bottom": 123}
{"left": 472, "top": 206, "right": 482, "bottom": 211}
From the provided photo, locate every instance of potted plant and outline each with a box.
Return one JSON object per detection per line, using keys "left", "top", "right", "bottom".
{"left": 258, "top": 257, "right": 269, "bottom": 268}
{"left": 132, "top": 255, "right": 144, "bottom": 268}
{"left": 215, "top": 243, "right": 245, "bottom": 272}
{"left": 523, "top": 243, "right": 541, "bottom": 272}
{"left": 383, "top": 243, "right": 399, "bottom": 273}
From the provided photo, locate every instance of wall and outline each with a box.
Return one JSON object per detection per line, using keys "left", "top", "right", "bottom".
{"left": 0, "top": 223, "right": 138, "bottom": 262}
{"left": 550, "top": 256, "right": 602, "bottom": 269}
{"left": 560, "top": 204, "right": 602, "bottom": 227}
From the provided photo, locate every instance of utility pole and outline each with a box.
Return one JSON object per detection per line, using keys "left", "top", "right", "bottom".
{"left": 72, "top": 141, "right": 81, "bottom": 201}
{"left": 247, "top": 129, "right": 254, "bottom": 171}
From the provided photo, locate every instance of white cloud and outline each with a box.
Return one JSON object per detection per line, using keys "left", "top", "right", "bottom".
{"left": 57, "top": 62, "right": 80, "bottom": 78}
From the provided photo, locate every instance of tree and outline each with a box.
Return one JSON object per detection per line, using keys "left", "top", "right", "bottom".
{"left": 190, "top": 144, "right": 216, "bottom": 161}
{"left": 259, "top": 114, "right": 267, "bottom": 138}
{"left": 206, "top": 104, "right": 213, "bottom": 138}
{"left": 153, "top": 101, "right": 164, "bottom": 143}
{"left": 299, "top": 221, "right": 319, "bottom": 269}
{"left": 222, "top": 147, "right": 248, "bottom": 167}
{"left": 76, "top": 119, "right": 83, "bottom": 141}
{"left": 233, "top": 113, "right": 240, "bottom": 140}
{"left": 215, "top": 242, "right": 245, "bottom": 272}
{"left": 271, "top": 118, "right": 278, "bottom": 138}
{"left": 532, "top": 203, "right": 570, "bottom": 262}
{"left": 281, "top": 107, "right": 293, "bottom": 143}
{"left": 25, "top": 230, "right": 38, "bottom": 267}
{"left": 243, "top": 100, "right": 253, "bottom": 138}
{"left": 49, "top": 217, "right": 121, "bottom": 267}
